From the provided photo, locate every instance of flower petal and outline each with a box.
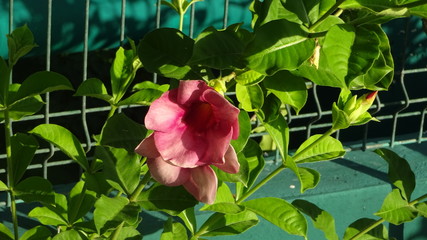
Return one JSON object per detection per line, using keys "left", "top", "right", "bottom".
{"left": 199, "top": 126, "right": 233, "bottom": 165}
{"left": 177, "top": 80, "right": 210, "bottom": 106}
{"left": 183, "top": 166, "right": 217, "bottom": 204}
{"left": 154, "top": 129, "right": 208, "bottom": 168}
{"left": 214, "top": 145, "right": 240, "bottom": 174}
{"left": 135, "top": 134, "right": 159, "bottom": 158}
{"left": 145, "top": 89, "right": 185, "bottom": 132}
{"left": 147, "top": 157, "right": 190, "bottom": 186}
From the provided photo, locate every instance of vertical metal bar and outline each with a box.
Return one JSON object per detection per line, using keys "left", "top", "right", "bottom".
{"left": 153, "top": 0, "right": 162, "bottom": 84}
{"left": 189, "top": 3, "right": 196, "bottom": 38}
{"left": 81, "top": 0, "right": 92, "bottom": 152}
{"left": 223, "top": 0, "right": 229, "bottom": 28}
{"left": 43, "top": 0, "right": 54, "bottom": 179}
{"left": 306, "top": 84, "right": 322, "bottom": 139}
{"left": 418, "top": 107, "right": 427, "bottom": 143}
{"left": 8, "top": 0, "right": 13, "bottom": 33}
{"left": 120, "top": 0, "right": 126, "bottom": 45}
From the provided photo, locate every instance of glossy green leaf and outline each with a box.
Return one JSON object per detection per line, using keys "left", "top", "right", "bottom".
{"left": 161, "top": 218, "right": 188, "bottom": 240}
{"left": 117, "top": 88, "right": 164, "bottom": 106}
{"left": 74, "top": 78, "right": 112, "bottom": 103}
{"left": 178, "top": 207, "right": 197, "bottom": 235}
{"left": 68, "top": 181, "right": 97, "bottom": 224}
{"left": 0, "top": 57, "right": 9, "bottom": 105}
{"left": 292, "top": 199, "right": 338, "bottom": 240}
{"left": 236, "top": 83, "right": 264, "bottom": 112}
{"left": 0, "top": 181, "right": 8, "bottom": 191}
{"left": 234, "top": 69, "right": 265, "bottom": 86}
{"left": 215, "top": 151, "right": 249, "bottom": 185}
{"left": 298, "top": 167, "right": 321, "bottom": 192}
{"left": 375, "top": 189, "right": 417, "bottom": 225}
{"left": 259, "top": 93, "right": 281, "bottom": 123}
{"left": 231, "top": 111, "right": 251, "bottom": 154}
{"left": 293, "top": 134, "right": 345, "bottom": 163}
{"left": 108, "top": 226, "right": 141, "bottom": 240}
{"left": 14, "top": 176, "right": 55, "bottom": 204}
{"left": 201, "top": 202, "right": 246, "bottom": 215}
{"left": 138, "top": 28, "right": 194, "bottom": 79}
{"left": 10, "top": 133, "right": 38, "bottom": 186}
{"left": 241, "top": 139, "right": 265, "bottom": 190}
{"left": 95, "top": 146, "right": 141, "bottom": 195}
{"left": 242, "top": 197, "right": 307, "bottom": 237}
{"left": 189, "top": 25, "right": 248, "bottom": 69}
{"left": 11, "top": 71, "right": 73, "bottom": 105}
{"left": 99, "top": 113, "right": 147, "bottom": 152}
{"left": 6, "top": 95, "right": 44, "bottom": 121}
{"left": 7, "top": 24, "right": 37, "bottom": 67}
{"left": 28, "top": 206, "right": 68, "bottom": 226}
{"left": 30, "top": 124, "right": 89, "bottom": 171}
{"left": 136, "top": 183, "right": 198, "bottom": 216}
{"left": 110, "top": 47, "right": 141, "bottom": 103}
{"left": 198, "top": 211, "right": 259, "bottom": 236}
{"left": 341, "top": 0, "right": 427, "bottom": 18}
{"left": 245, "top": 19, "right": 314, "bottom": 75}
{"left": 52, "top": 230, "right": 85, "bottom": 240}
{"left": 374, "top": 148, "right": 415, "bottom": 201}
{"left": 261, "top": 113, "right": 289, "bottom": 161}
{"left": 263, "top": 70, "right": 307, "bottom": 114}
{"left": 0, "top": 223, "right": 13, "bottom": 240}
{"left": 250, "top": 0, "right": 301, "bottom": 28}
{"left": 282, "top": 0, "right": 335, "bottom": 25}
{"left": 343, "top": 218, "right": 388, "bottom": 240}
{"left": 82, "top": 172, "right": 111, "bottom": 195}
{"left": 416, "top": 202, "right": 427, "bottom": 217}
{"left": 20, "top": 226, "right": 52, "bottom": 240}
{"left": 132, "top": 81, "right": 169, "bottom": 92}
{"left": 94, "top": 195, "right": 141, "bottom": 234}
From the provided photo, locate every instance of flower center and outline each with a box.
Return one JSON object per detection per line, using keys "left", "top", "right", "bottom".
{"left": 184, "top": 102, "right": 215, "bottom": 131}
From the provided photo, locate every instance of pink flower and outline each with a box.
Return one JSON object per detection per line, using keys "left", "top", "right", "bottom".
{"left": 135, "top": 80, "right": 240, "bottom": 204}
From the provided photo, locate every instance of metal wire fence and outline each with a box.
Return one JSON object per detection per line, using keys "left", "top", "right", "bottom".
{"left": 1, "top": 0, "right": 427, "bottom": 191}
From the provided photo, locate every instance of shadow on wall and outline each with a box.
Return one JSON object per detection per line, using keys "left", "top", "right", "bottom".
{"left": 0, "top": 0, "right": 252, "bottom": 59}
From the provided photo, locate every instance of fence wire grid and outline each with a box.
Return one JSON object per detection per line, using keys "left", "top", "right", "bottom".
{"left": 1, "top": 0, "right": 427, "bottom": 194}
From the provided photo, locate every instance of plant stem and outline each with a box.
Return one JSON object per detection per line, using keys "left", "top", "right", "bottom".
{"left": 129, "top": 172, "right": 151, "bottom": 202}
{"left": 107, "top": 105, "right": 117, "bottom": 119}
{"left": 309, "top": 0, "right": 345, "bottom": 31}
{"left": 179, "top": 12, "right": 184, "bottom": 32}
{"left": 4, "top": 110, "right": 18, "bottom": 240}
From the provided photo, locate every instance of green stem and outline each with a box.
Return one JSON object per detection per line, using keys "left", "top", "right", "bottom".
{"left": 350, "top": 193, "right": 427, "bottom": 240}
{"left": 4, "top": 110, "right": 18, "bottom": 240}
{"left": 129, "top": 172, "right": 151, "bottom": 202}
{"left": 179, "top": 10, "right": 184, "bottom": 32}
{"left": 309, "top": 0, "right": 345, "bottom": 31}
{"left": 107, "top": 105, "right": 118, "bottom": 119}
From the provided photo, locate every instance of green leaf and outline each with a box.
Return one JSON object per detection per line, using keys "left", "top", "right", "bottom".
{"left": 108, "top": 226, "right": 141, "bottom": 240}
{"left": 261, "top": 113, "right": 289, "bottom": 161}
{"left": 10, "top": 133, "right": 38, "bottom": 186}
{"left": 341, "top": 0, "right": 427, "bottom": 18}
{"left": 234, "top": 69, "right": 265, "bottom": 86}
{"left": 250, "top": 0, "right": 301, "bottom": 28}
{"left": 138, "top": 28, "right": 194, "bottom": 79}
{"left": 161, "top": 218, "right": 188, "bottom": 240}
{"left": 132, "top": 81, "right": 169, "bottom": 92}
{"left": 0, "top": 57, "right": 10, "bottom": 105}
{"left": 292, "top": 199, "right": 338, "bottom": 240}
{"left": 214, "top": 151, "right": 249, "bottom": 185}
{"left": 20, "top": 226, "right": 52, "bottom": 240}
{"left": 201, "top": 202, "right": 246, "bottom": 215}
{"left": 136, "top": 183, "right": 198, "bottom": 216}
{"left": 293, "top": 134, "right": 345, "bottom": 163}
{"left": 241, "top": 139, "right": 265, "bottom": 190}
{"left": 263, "top": 70, "right": 307, "bottom": 114}
{"left": 99, "top": 113, "right": 147, "bottom": 152}
{"left": 416, "top": 202, "right": 427, "bottom": 217}
{"left": 68, "top": 181, "right": 97, "bottom": 224}
{"left": 7, "top": 24, "right": 38, "bottom": 67}
{"left": 375, "top": 189, "right": 417, "bottom": 225}
{"left": 198, "top": 211, "right": 259, "bottom": 236}
{"left": 343, "top": 218, "right": 388, "bottom": 240}
{"left": 95, "top": 146, "right": 141, "bottom": 195}
{"left": 110, "top": 47, "right": 141, "bottom": 103}
{"left": 178, "top": 207, "right": 197, "bottom": 235}
{"left": 236, "top": 83, "right": 264, "bottom": 112}
{"left": 189, "top": 24, "right": 249, "bottom": 69}
{"left": 298, "top": 167, "right": 321, "bottom": 192}
{"left": 74, "top": 78, "right": 112, "bottom": 103}
{"left": 30, "top": 124, "right": 89, "bottom": 171}
{"left": 28, "top": 206, "right": 68, "bottom": 226}
{"left": 94, "top": 195, "right": 141, "bottom": 234}
{"left": 11, "top": 71, "right": 73, "bottom": 105}
{"left": 282, "top": 0, "right": 335, "bottom": 25}
{"left": 242, "top": 197, "right": 307, "bottom": 237}
{"left": 245, "top": 19, "right": 314, "bottom": 75}
{"left": 0, "top": 223, "right": 14, "bottom": 240}
{"left": 117, "top": 88, "right": 164, "bottom": 106}
{"left": 0, "top": 181, "right": 8, "bottom": 191}
{"left": 374, "top": 148, "right": 415, "bottom": 201}
{"left": 14, "top": 176, "right": 55, "bottom": 204}
{"left": 6, "top": 94, "right": 44, "bottom": 121}
{"left": 230, "top": 110, "right": 251, "bottom": 154}
{"left": 82, "top": 172, "right": 111, "bottom": 195}
{"left": 52, "top": 230, "right": 85, "bottom": 240}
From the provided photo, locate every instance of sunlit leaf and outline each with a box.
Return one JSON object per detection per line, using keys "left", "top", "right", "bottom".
{"left": 161, "top": 218, "right": 188, "bottom": 240}
{"left": 231, "top": 111, "right": 251, "bottom": 154}
{"left": 0, "top": 223, "right": 14, "bottom": 240}
{"left": 198, "top": 211, "right": 259, "bottom": 236}
{"left": 375, "top": 189, "right": 417, "bottom": 225}
{"left": 242, "top": 197, "right": 307, "bottom": 237}
{"left": 117, "top": 88, "right": 164, "bottom": 106}
{"left": 20, "top": 226, "right": 52, "bottom": 240}
{"left": 236, "top": 83, "right": 264, "bottom": 112}
{"left": 293, "top": 134, "right": 345, "bottom": 163}
{"left": 7, "top": 24, "right": 38, "bottom": 66}
{"left": 52, "top": 230, "right": 85, "bottom": 240}
{"left": 68, "top": 181, "right": 97, "bottom": 224}
{"left": 343, "top": 218, "right": 388, "bottom": 240}
{"left": 28, "top": 206, "right": 68, "bottom": 226}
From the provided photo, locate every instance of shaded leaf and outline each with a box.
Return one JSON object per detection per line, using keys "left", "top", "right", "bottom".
{"left": 234, "top": 69, "right": 265, "bottom": 86}
{"left": 10, "top": 133, "right": 38, "bottom": 186}
{"left": 14, "top": 176, "right": 55, "bottom": 204}
{"left": 292, "top": 199, "right": 338, "bottom": 240}
{"left": 20, "top": 226, "right": 52, "bottom": 240}
{"left": 161, "top": 218, "right": 188, "bottom": 240}
{"left": 236, "top": 83, "right": 264, "bottom": 112}
{"left": 68, "top": 181, "right": 97, "bottom": 224}
{"left": 0, "top": 57, "right": 10, "bottom": 105}
{"left": 7, "top": 24, "right": 37, "bottom": 66}
{"left": 198, "top": 211, "right": 259, "bottom": 236}
{"left": 52, "top": 230, "right": 85, "bottom": 240}
{"left": 242, "top": 197, "right": 307, "bottom": 237}
{"left": 136, "top": 183, "right": 198, "bottom": 216}
{"left": 230, "top": 110, "right": 251, "bottom": 154}
{"left": 375, "top": 189, "right": 417, "bottom": 225}
{"left": 74, "top": 78, "right": 112, "bottom": 103}
{"left": 343, "top": 218, "right": 388, "bottom": 240}
{"left": 30, "top": 124, "right": 89, "bottom": 171}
